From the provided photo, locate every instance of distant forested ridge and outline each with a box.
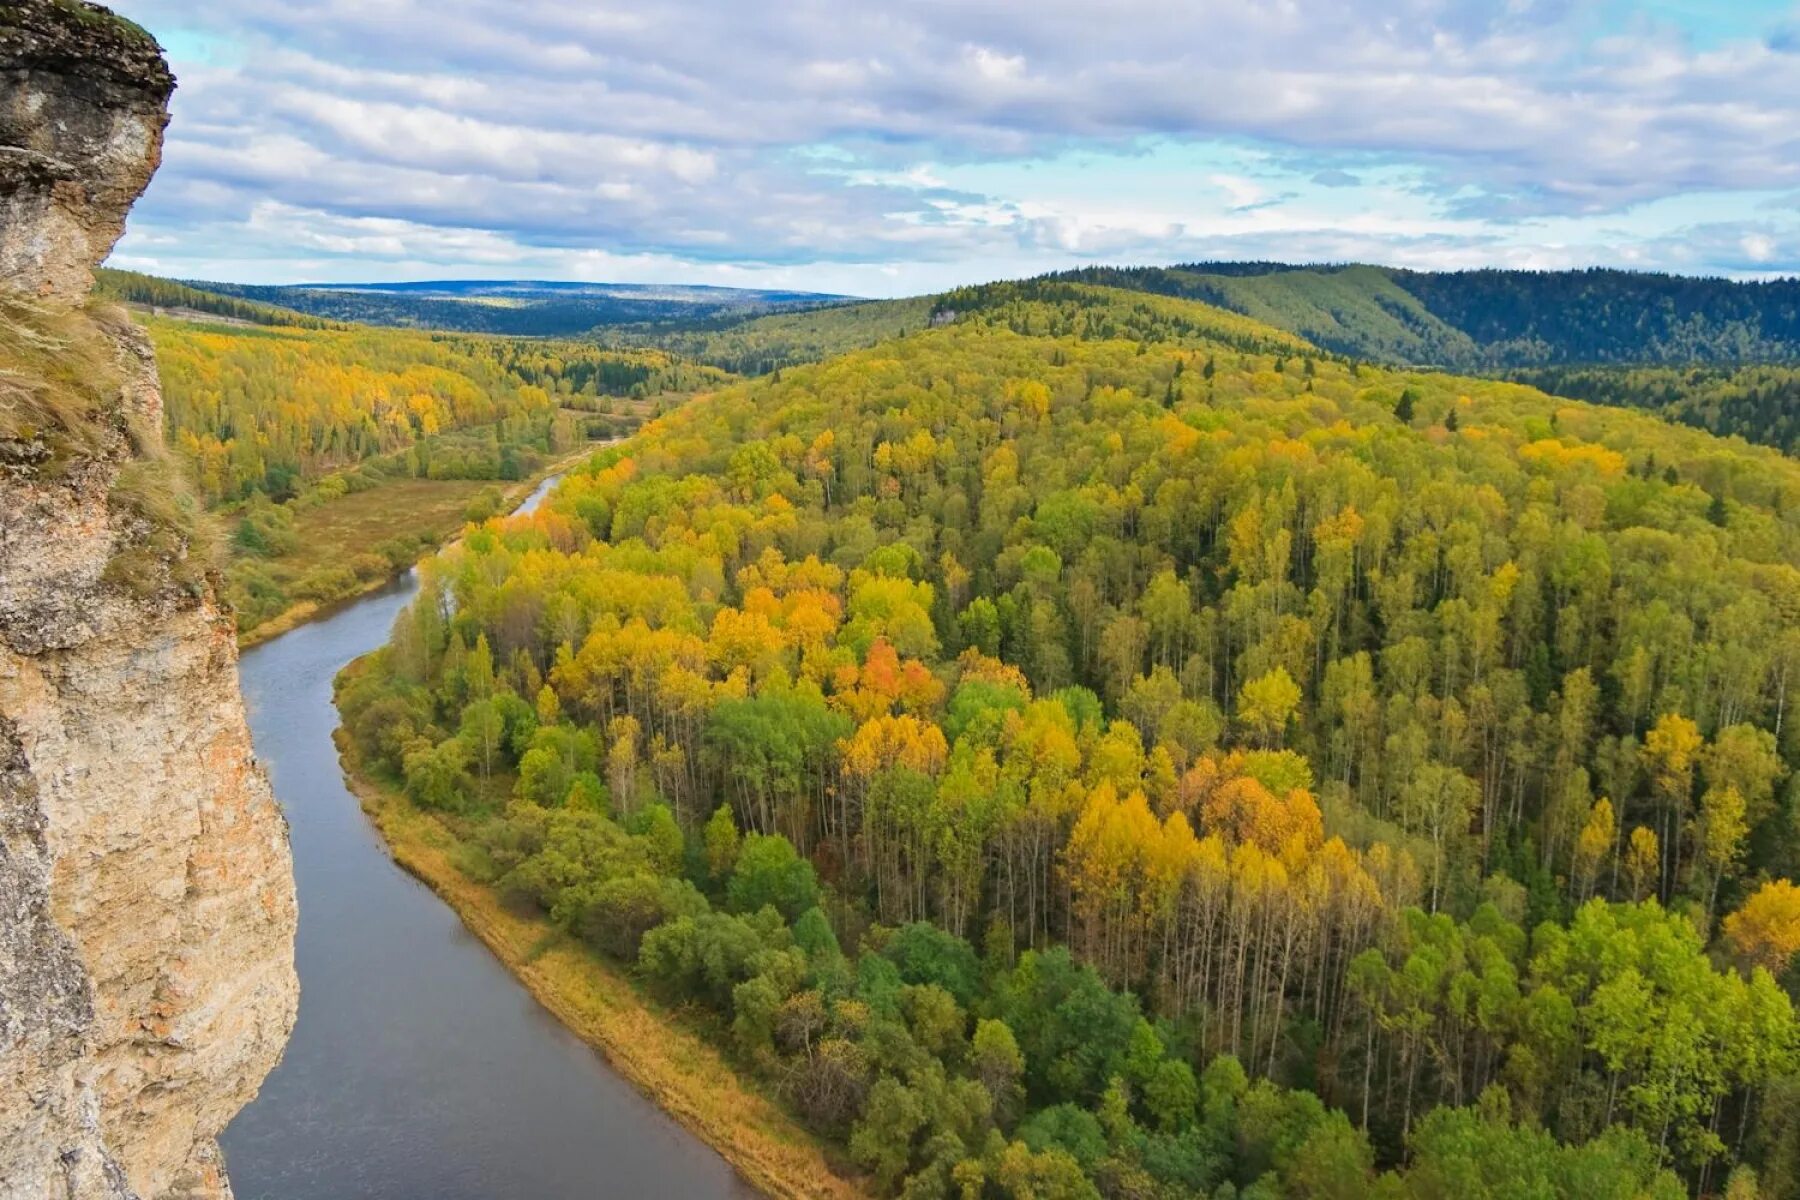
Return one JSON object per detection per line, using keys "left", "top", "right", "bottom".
{"left": 188, "top": 278, "right": 850, "bottom": 337}
{"left": 345, "top": 283, "right": 1800, "bottom": 1199}
{"left": 602, "top": 296, "right": 940, "bottom": 375}
{"left": 1046, "top": 263, "right": 1800, "bottom": 368}
{"left": 110, "top": 263, "right": 1800, "bottom": 467}
{"left": 1008, "top": 266, "right": 1800, "bottom": 456}
{"left": 595, "top": 268, "right": 1800, "bottom": 459}
{"left": 615, "top": 281, "right": 1315, "bottom": 376}
{"left": 96, "top": 267, "right": 332, "bottom": 328}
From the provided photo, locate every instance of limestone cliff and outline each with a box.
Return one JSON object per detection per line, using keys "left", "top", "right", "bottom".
{"left": 0, "top": 5, "right": 298, "bottom": 1198}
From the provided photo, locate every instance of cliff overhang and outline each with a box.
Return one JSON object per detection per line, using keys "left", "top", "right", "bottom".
{"left": 0, "top": 6, "right": 298, "bottom": 1199}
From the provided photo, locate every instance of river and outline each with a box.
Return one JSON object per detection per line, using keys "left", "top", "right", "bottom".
{"left": 219, "top": 473, "right": 756, "bottom": 1200}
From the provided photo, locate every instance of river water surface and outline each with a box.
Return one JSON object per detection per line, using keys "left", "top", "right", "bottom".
{"left": 220, "top": 475, "right": 755, "bottom": 1200}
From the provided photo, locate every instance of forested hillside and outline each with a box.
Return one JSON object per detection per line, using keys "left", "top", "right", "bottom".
{"left": 1049, "top": 264, "right": 1474, "bottom": 366}
{"left": 1048, "top": 264, "right": 1800, "bottom": 369}
{"left": 603, "top": 296, "right": 938, "bottom": 375}
{"left": 342, "top": 285, "right": 1800, "bottom": 1197}
{"left": 148, "top": 318, "right": 727, "bottom": 504}
{"left": 604, "top": 268, "right": 1800, "bottom": 459}
{"left": 1512, "top": 363, "right": 1800, "bottom": 458}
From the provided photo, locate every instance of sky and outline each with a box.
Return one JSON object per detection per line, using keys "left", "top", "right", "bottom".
{"left": 106, "top": 0, "right": 1800, "bottom": 298}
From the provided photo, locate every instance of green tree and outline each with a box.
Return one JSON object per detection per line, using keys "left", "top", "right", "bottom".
{"left": 1239, "top": 666, "right": 1302, "bottom": 748}
{"left": 403, "top": 737, "right": 471, "bottom": 811}
{"left": 704, "top": 804, "right": 741, "bottom": 881}
{"left": 727, "top": 833, "right": 820, "bottom": 920}
{"left": 971, "top": 1018, "right": 1027, "bottom": 1126}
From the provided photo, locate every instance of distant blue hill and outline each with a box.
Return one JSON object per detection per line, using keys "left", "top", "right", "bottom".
{"left": 189, "top": 278, "right": 857, "bottom": 337}
{"left": 302, "top": 279, "right": 851, "bottom": 303}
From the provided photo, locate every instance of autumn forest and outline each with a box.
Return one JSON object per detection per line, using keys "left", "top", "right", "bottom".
{"left": 304, "top": 279, "right": 1800, "bottom": 1198}
{"left": 100, "top": 272, "right": 733, "bottom": 635}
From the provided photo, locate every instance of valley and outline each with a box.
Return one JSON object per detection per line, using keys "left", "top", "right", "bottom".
{"left": 93, "top": 283, "right": 733, "bottom": 641}
{"left": 96, "top": 262, "right": 1800, "bottom": 1200}
{"left": 55, "top": 252, "right": 1800, "bottom": 1200}
{"left": 8, "top": 5, "right": 1800, "bottom": 1196}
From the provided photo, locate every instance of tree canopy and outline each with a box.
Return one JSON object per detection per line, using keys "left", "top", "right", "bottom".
{"left": 341, "top": 282, "right": 1800, "bottom": 1197}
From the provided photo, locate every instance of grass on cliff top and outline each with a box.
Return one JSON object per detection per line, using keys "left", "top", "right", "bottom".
{"left": 0, "top": 293, "right": 121, "bottom": 469}
{"left": 44, "top": 0, "right": 159, "bottom": 50}
{"left": 0, "top": 294, "right": 221, "bottom": 596}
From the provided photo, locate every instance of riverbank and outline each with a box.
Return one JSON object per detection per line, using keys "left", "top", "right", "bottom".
{"left": 236, "top": 446, "right": 598, "bottom": 650}
{"left": 334, "top": 725, "right": 866, "bottom": 1200}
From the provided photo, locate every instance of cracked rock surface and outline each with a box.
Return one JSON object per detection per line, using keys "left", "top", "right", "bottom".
{"left": 1, "top": 6, "right": 298, "bottom": 1198}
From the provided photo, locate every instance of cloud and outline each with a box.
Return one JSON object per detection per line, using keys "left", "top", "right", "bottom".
{"left": 107, "top": 0, "right": 1800, "bottom": 288}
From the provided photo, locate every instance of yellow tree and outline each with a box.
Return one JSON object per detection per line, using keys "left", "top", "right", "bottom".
{"left": 1643, "top": 712, "right": 1703, "bottom": 898}
{"left": 1065, "top": 782, "right": 1132, "bottom": 980}
{"left": 841, "top": 713, "right": 950, "bottom": 906}
{"left": 803, "top": 430, "right": 836, "bottom": 503}
{"left": 1238, "top": 666, "right": 1302, "bottom": 748}
{"left": 708, "top": 606, "right": 787, "bottom": 680}
{"left": 1571, "top": 797, "right": 1617, "bottom": 902}
{"left": 1697, "top": 785, "right": 1749, "bottom": 921}
{"left": 606, "top": 714, "right": 642, "bottom": 817}
{"left": 1624, "top": 825, "right": 1660, "bottom": 902}
{"left": 1724, "top": 880, "right": 1800, "bottom": 975}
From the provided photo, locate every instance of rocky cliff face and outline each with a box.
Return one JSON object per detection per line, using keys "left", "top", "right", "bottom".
{"left": 0, "top": 5, "right": 298, "bottom": 1199}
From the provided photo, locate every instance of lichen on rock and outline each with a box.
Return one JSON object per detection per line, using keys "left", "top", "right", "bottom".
{"left": 0, "top": 5, "right": 298, "bottom": 1199}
